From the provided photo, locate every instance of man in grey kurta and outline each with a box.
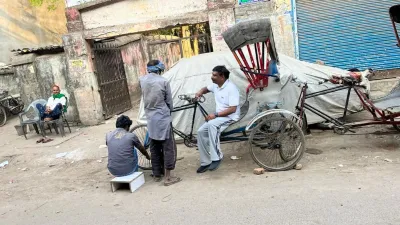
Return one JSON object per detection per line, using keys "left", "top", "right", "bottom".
{"left": 139, "top": 60, "right": 181, "bottom": 186}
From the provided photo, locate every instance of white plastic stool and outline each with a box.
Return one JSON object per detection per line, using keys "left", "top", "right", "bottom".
{"left": 110, "top": 172, "right": 145, "bottom": 193}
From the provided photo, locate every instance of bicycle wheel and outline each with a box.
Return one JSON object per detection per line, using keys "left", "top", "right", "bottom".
{"left": 249, "top": 116, "right": 305, "bottom": 171}
{"left": 130, "top": 124, "right": 152, "bottom": 170}
{"left": 0, "top": 106, "right": 6, "bottom": 127}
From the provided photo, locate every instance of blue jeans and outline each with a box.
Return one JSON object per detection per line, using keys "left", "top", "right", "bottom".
{"left": 114, "top": 148, "right": 139, "bottom": 177}
{"left": 36, "top": 103, "right": 62, "bottom": 120}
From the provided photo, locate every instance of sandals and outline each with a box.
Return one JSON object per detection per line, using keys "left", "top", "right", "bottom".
{"left": 42, "top": 138, "right": 54, "bottom": 143}
{"left": 154, "top": 177, "right": 163, "bottom": 182}
{"left": 36, "top": 138, "right": 45, "bottom": 143}
{"left": 164, "top": 177, "right": 182, "bottom": 186}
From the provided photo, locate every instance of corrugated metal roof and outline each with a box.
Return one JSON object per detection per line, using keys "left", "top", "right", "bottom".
{"left": 296, "top": 0, "right": 400, "bottom": 71}
{"left": 11, "top": 45, "right": 64, "bottom": 55}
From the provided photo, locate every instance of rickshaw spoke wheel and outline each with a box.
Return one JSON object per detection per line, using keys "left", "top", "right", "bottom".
{"left": 130, "top": 124, "right": 152, "bottom": 170}
{"left": 249, "top": 116, "right": 305, "bottom": 171}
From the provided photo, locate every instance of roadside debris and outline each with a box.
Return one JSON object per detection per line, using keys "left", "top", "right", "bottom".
{"left": 21, "top": 168, "right": 29, "bottom": 171}
{"left": 0, "top": 160, "right": 9, "bottom": 168}
{"left": 338, "top": 164, "right": 344, "bottom": 168}
{"left": 230, "top": 156, "right": 241, "bottom": 160}
{"left": 99, "top": 145, "right": 107, "bottom": 149}
{"left": 384, "top": 158, "right": 393, "bottom": 163}
{"left": 253, "top": 168, "right": 265, "bottom": 175}
{"left": 55, "top": 146, "right": 60, "bottom": 149}
{"left": 97, "top": 160, "right": 103, "bottom": 163}
{"left": 294, "top": 164, "right": 303, "bottom": 170}
{"left": 49, "top": 164, "right": 56, "bottom": 167}
{"left": 56, "top": 152, "right": 68, "bottom": 158}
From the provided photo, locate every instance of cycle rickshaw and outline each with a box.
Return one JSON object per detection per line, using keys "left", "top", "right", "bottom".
{"left": 131, "top": 18, "right": 306, "bottom": 172}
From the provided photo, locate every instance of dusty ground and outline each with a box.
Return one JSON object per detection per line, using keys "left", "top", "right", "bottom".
{"left": 0, "top": 109, "right": 400, "bottom": 225}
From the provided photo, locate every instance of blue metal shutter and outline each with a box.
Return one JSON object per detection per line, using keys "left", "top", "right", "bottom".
{"left": 296, "top": 0, "right": 400, "bottom": 70}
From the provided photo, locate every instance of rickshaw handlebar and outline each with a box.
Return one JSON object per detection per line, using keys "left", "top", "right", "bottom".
{"left": 178, "top": 94, "right": 206, "bottom": 103}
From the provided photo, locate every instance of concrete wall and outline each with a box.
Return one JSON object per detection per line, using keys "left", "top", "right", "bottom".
{"left": 14, "top": 62, "right": 41, "bottom": 106}
{"left": 12, "top": 53, "right": 80, "bottom": 122}
{"left": 120, "top": 37, "right": 184, "bottom": 107}
{"left": 0, "top": 70, "right": 19, "bottom": 96}
{"left": 34, "top": 54, "right": 80, "bottom": 122}
{"left": 121, "top": 40, "right": 147, "bottom": 106}
{"left": 0, "top": 0, "right": 67, "bottom": 64}
{"left": 63, "top": 33, "right": 103, "bottom": 125}
{"left": 234, "top": 0, "right": 295, "bottom": 57}
{"left": 80, "top": 0, "right": 208, "bottom": 30}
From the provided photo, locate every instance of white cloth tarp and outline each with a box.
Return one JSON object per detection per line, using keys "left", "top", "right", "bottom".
{"left": 137, "top": 51, "right": 365, "bottom": 137}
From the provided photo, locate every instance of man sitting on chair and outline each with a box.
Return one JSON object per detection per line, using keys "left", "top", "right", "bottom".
{"left": 36, "top": 85, "right": 67, "bottom": 121}
{"left": 195, "top": 65, "right": 241, "bottom": 173}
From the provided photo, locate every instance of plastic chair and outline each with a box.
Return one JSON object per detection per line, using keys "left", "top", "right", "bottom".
{"left": 18, "top": 99, "right": 47, "bottom": 140}
{"left": 41, "top": 96, "right": 72, "bottom": 137}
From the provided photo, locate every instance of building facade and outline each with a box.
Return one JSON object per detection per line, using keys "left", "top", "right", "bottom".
{"left": 62, "top": 0, "right": 293, "bottom": 125}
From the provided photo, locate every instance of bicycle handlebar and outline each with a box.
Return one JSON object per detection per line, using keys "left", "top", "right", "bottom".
{"left": 178, "top": 94, "right": 206, "bottom": 103}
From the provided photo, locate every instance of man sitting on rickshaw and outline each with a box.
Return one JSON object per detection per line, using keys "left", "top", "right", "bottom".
{"left": 195, "top": 66, "right": 241, "bottom": 173}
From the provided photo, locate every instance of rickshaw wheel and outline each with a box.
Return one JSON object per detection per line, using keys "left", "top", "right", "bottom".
{"left": 248, "top": 116, "right": 305, "bottom": 171}
{"left": 130, "top": 124, "right": 152, "bottom": 170}
{"left": 0, "top": 106, "right": 6, "bottom": 127}
{"left": 390, "top": 118, "right": 400, "bottom": 132}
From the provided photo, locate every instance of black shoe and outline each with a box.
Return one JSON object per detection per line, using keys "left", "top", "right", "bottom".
{"left": 197, "top": 164, "right": 210, "bottom": 173}
{"left": 209, "top": 160, "right": 222, "bottom": 171}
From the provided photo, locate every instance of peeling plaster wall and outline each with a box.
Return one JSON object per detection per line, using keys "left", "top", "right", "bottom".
{"left": 0, "top": 0, "right": 67, "bottom": 64}
{"left": 80, "top": 0, "right": 208, "bottom": 30}
{"left": 12, "top": 53, "right": 80, "bottom": 122}
{"left": 234, "top": 0, "right": 295, "bottom": 57}
{"left": 14, "top": 63, "right": 42, "bottom": 106}
{"left": 121, "top": 40, "right": 147, "bottom": 106}
{"left": 0, "top": 73, "right": 19, "bottom": 96}
{"left": 63, "top": 33, "right": 103, "bottom": 125}
{"left": 35, "top": 54, "right": 80, "bottom": 122}
{"left": 208, "top": 8, "right": 236, "bottom": 52}
{"left": 120, "top": 38, "right": 183, "bottom": 107}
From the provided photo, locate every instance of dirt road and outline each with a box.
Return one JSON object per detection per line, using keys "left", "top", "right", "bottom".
{"left": 1, "top": 110, "right": 399, "bottom": 225}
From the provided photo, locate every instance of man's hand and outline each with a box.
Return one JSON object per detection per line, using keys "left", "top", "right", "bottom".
{"left": 205, "top": 114, "right": 216, "bottom": 121}
{"left": 195, "top": 87, "right": 209, "bottom": 100}
{"left": 145, "top": 154, "right": 151, "bottom": 160}
{"left": 195, "top": 92, "right": 203, "bottom": 99}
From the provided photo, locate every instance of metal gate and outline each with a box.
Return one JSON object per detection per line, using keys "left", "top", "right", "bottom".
{"left": 93, "top": 42, "right": 132, "bottom": 119}
{"left": 295, "top": 0, "right": 400, "bottom": 70}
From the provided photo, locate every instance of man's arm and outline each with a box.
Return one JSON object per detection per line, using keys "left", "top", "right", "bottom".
{"left": 136, "top": 143, "right": 151, "bottom": 160}
{"left": 165, "top": 82, "right": 173, "bottom": 113}
{"left": 206, "top": 106, "right": 237, "bottom": 121}
{"left": 132, "top": 135, "right": 150, "bottom": 160}
{"left": 195, "top": 87, "right": 210, "bottom": 98}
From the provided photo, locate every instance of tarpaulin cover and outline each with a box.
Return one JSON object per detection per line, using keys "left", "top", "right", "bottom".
{"left": 137, "top": 51, "right": 365, "bottom": 137}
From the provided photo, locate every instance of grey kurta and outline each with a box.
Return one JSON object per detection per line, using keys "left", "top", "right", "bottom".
{"left": 139, "top": 73, "right": 173, "bottom": 141}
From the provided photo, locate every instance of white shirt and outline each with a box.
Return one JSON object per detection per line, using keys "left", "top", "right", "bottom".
{"left": 47, "top": 96, "right": 66, "bottom": 110}
{"left": 207, "top": 80, "right": 240, "bottom": 121}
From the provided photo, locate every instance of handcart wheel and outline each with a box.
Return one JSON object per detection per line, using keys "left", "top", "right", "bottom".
{"left": 248, "top": 116, "right": 305, "bottom": 171}
{"left": 0, "top": 106, "right": 7, "bottom": 127}
{"left": 130, "top": 124, "right": 152, "bottom": 170}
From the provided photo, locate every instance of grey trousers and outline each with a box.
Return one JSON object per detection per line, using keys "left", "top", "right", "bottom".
{"left": 150, "top": 128, "right": 177, "bottom": 177}
{"left": 197, "top": 117, "right": 234, "bottom": 166}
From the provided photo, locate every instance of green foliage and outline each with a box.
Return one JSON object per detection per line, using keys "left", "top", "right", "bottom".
{"left": 28, "top": 0, "right": 61, "bottom": 11}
